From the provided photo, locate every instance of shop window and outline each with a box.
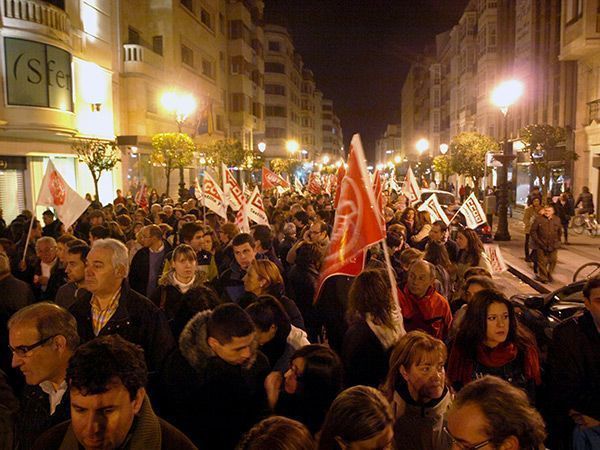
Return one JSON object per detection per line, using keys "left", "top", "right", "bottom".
{"left": 0, "top": 166, "right": 25, "bottom": 223}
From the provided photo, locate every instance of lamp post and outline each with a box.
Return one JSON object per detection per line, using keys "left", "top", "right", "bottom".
{"left": 491, "top": 80, "right": 524, "bottom": 241}
{"left": 438, "top": 143, "right": 449, "bottom": 190}
{"left": 161, "top": 90, "right": 197, "bottom": 200}
{"left": 416, "top": 138, "right": 429, "bottom": 186}
{"left": 286, "top": 139, "right": 299, "bottom": 162}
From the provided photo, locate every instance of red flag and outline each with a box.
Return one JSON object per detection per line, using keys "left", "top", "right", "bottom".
{"left": 333, "top": 157, "right": 347, "bottom": 209}
{"left": 307, "top": 173, "right": 322, "bottom": 195}
{"left": 315, "top": 134, "right": 385, "bottom": 301}
{"left": 262, "top": 167, "right": 290, "bottom": 190}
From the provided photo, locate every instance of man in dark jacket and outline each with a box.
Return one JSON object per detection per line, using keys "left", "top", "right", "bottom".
{"left": 8, "top": 303, "right": 78, "bottom": 450}
{"left": 162, "top": 304, "right": 270, "bottom": 449}
{"left": 529, "top": 204, "right": 562, "bottom": 283}
{"left": 55, "top": 244, "right": 89, "bottom": 310}
{"left": 41, "top": 210, "right": 62, "bottom": 239}
{"left": 252, "top": 224, "right": 284, "bottom": 274}
{"left": 32, "top": 237, "right": 66, "bottom": 302}
{"left": 69, "top": 238, "right": 174, "bottom": 378}
{"left": 33, "top": 335, "right": 196, "bottom": 450}
{"left": 128, "top": 224, "right": 171, "bottom": 298}
{"left": 216, "top": 233, "right": 261, "bottom": 303}
{"left": 547, "top": 277, "right": 600, "bottom": 449}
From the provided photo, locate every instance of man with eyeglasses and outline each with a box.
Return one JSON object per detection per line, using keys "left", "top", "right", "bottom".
{"left": 8, "top": 303, "right": 79, "bottom": 449}
{"left": 445, "top": 375, "right": 546, "bottom": 450}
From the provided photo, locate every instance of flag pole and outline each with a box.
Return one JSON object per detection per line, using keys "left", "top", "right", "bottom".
{"left": 21, "top": 213, "right": 36, "bottom": 263}
{"left": 380, "top": 238, "right": 406, "bottom": 335}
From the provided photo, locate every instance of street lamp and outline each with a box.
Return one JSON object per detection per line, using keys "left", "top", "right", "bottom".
{"left": 416, "top": 138, "right": 430, "bottom": 155}
{"left": 491, "top": 79, "right": 524, "bottom": 241}
{"left": 322, "top": 155, "right": 330, "bottom": 165}
{"left": 439, "top": 143, "right": 449, "bottom": 155}
{"left": 161, "top": 90, "right": 197, "bottom": 200}
{"left": 394, "top": 155, "right": 402, "bottom": 165}
{"left": 258, "top": 141, "right": 266, "bottom": 153}
{"left": 286, "top": 139, "right": 299, "bottom": 155}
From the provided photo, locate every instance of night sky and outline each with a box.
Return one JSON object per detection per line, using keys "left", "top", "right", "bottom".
{"left": 265, "top": 0, "right": 469, "bottom": 161}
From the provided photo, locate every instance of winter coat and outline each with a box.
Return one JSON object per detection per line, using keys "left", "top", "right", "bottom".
{"left": 32, "top": 261, "right": 66, "bottom": 302}
{"left": 314, "top": 275, "right": 354, "bottom": 354}
{"left": 32, "top": 396, "right": 196, "bottom": 450}
{"left": 260, "top": 325, "right": 310, "bottom": 373}
{"left": 575, "top": 191, "right": 594, "bottom": 213}
{"left": 397, "top": 286, "right": 452, "bottom": 341}
{"left": 215, "top": 260, "right": 247, "bottom": 303}
{"left": 54, "top": 282, "right": 82, "bottom": 310}
{"left": 150, "top": 270, "right": 221, "bottom": 340}
{"left": 161, "top": 311, "right": 270, "bottom": 449}
{"left": 341, "top": 319, "right": 392, "bottom": 388}
{"left": 555, "top": 200, "right": 574, "bottom": 225}
{"left": 523, "top": 204, "right": 542, "bottom": 234}
{"left": 239, "top": 288, "right": 306, "bottom": 332}
{"left": 529, "top": 215, "right": 562, "bottom": 252}
{"left": 69, "top": 280, "right": 175, "bottom": 376}
{"left": 390, "top": 381, "right": 453, "bottom": 450}
{"left": 128, "top": 241, "right": 172, "bottom": 298}
{"left": 0, "top": 370, "right": 18, "bottom": 450}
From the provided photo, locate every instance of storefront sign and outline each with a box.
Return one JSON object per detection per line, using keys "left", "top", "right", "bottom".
{"left": 4, "top": 37, "right": 73, "bottom": 111}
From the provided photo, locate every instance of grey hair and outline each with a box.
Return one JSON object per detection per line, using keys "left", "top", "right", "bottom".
{"left": 92, "top": 238, "right": 130, "bottom": 277}
{"left": 8, "top": 303, "right": 79, "bottom": 351}
{"left": 409, "top": 259, "right": 436, "bottom": 279}
{"left": 283, "top": 222, "right": 296, "bottom": 236}
{"left": 35, "top": 236, "right": 57, "bottom": 248}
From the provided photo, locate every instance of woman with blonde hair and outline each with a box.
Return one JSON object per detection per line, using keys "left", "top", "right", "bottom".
{"left": 382, "top": 331, "right": 452, "bottom": 450}
{"left": 242, "top": 259, "right": 305, "bottom": 330}
{"left": 318, "top": 386, "right": 394, "bottom": 450}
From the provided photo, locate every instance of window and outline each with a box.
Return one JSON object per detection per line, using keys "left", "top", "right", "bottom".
{"left": 201, "top": 8, "right": 213, "bottom": 30}
{"left": 266, "top": 127, "right": 286, "bottom": 138}
{"left": 152, "top": 36, "right": 163, "bottom": 55}
{"left": 266, "top": 105, "right": 287, "bottom": 117}
{"left": 566, "top": 0, "right": 583, "bottom": 23}
{"left": 252, "top": 102, "right": 262, "bottom": 118}
{"left": 202, "top": 59, "right": 214, "bottom": 79}
{"left": 181, "top": 45, "right": 194, "bottom": 67}
{"left": 268, "top": 41, "right": 281, "bottom": 52}
{"left": 264, "top": 62, "right": 285, "bottom": 74}
{"left": 265, "top": 84, "right": 285, "bottom": 95}
{"left": 181, "top": 0, "right": 193, "bottom": 12}
{"left": 231, "top": 93, "right": 246, "bottom": 112}
{"left": 128, "top": 27, "right": 140, "bottom": 45}
{"left": 219, "top": 13, "right": 225, "bottom": 34}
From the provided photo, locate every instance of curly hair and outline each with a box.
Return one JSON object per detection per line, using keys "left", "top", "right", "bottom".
{"left": 67, "top": 335, "right": 147, "bottom": 400}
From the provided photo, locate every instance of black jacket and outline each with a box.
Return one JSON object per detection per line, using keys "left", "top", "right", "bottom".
{"left": 342, "top": 319, "right": 390, "bottom": 388}
{"left": 161, "top": 311, "right": 270, "bottom": 449}
{"left": 69, "top": 281, "right": 175, "bottom": 376}
{"left": 33, "top": 261, "right": 66, "bottom": 302}
{"left": 128, "top": 242, "right": 172, "bottom": 298}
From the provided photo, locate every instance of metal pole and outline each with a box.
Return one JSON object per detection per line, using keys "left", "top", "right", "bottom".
{"left": 494, "top": 109, "right": 511, "bottom": 241}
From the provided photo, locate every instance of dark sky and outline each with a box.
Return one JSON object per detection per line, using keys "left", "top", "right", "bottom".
{"left": 265, "top": 0, "right": 469, "bottom": 161}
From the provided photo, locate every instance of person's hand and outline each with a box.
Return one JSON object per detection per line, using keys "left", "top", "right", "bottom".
{"left": 264, "top": 371, "right": 283, "bottom": 410}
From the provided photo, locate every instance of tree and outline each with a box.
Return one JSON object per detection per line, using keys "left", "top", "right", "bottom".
{"left": 433, "top": 155, "right": 452, "bottom": 190}
{"left": 198, "top": 139, "right": 245, "bottom": 168}
{"left": 151, "top": 132, "right": 195, "bottom": 196}
{"left": 450, "top": 132, "right": 499, "bottom": 194}
{"left": 519, "top": 124, "right": 576, "bottom": 200}
{"left": 71, "top": 138, "right": 120, "bottom": 202}
{"left": 270, "top": 158, "right": 302, "bottom": 176}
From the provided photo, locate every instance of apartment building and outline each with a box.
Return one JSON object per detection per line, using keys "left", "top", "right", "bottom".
{"left": 375, "top": 124, "right": 402, "bottom": 166}
{"left": 321, "top": 98, "right": 344, "bottom": 158}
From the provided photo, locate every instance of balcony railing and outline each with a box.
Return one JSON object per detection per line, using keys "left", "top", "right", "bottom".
{"left": 123, "top": 44, "right": 163, "bottom": 69}
{"left": 3, "top": 0, "right": 68, "bottom": 33}
{"left": 588, "top": 99, "right": 600, "bottom": 124}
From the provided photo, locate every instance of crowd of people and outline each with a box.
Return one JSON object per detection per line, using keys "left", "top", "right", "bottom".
{"left": 0, "top": 186, "right": 598, "bottom": 450}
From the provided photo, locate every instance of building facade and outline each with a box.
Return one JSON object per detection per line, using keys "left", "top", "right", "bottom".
{"left": 375, "top": 124, "right": 402, "bottom": 166}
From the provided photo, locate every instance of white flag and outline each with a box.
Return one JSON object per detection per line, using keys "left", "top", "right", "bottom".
{"left": 389, "top": 173, "right": 402, "bottom": 193}
{"left": 457, "top": 192, "right": 487, "bottom": 229}
{"left": 37, "top": 160, "right": 90, "bottom": 230}
{"left": 222, "top": 164, "right": 244, "bottom": 211}
{"left": 235, "top": 199, "right": 250, "bottom": 233}
{"left": 402, "top": 166, "right": 421, "bottom": 204}
{"left": 294, "top": 177, "right": 304, "bottom": 194}
{"left": 418, "top": 194, "right": 449, "bottom": 225}
{"left": 247, "top": 186, "right": 269, "bottom": 226}
{"left": 242, "top": 181, "right": 252, "bottom": 200}
{"left": 483, "top": 243, "right": 508, "bottom": 273}
{"left": 202, "top": 171, "right": 227, "bottom": 219}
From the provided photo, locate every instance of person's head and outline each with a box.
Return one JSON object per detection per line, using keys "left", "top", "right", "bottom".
{"left": 35, "top": 236, "right": 58, "bottom": 264}
{"left": 200, "top": 226, "right": 217, "bottom": 253}
{"left": 348, "top": 269, "right": 396, "bottom": 330}
{"left": 65, "top": 244, "right": 90, "bottom": 284}
{"left": 283, "top": 222, "right": 297, "bottom": 239}
{"left": 8, "top": 303, "right": 79, "bottom": 386}
{"left": 407, "top": 260, "right": 435, "bottom": 298}
{"left": 284, "top": 345, "right": 343, "bottom": 398}
{"left": 85, "top": 239, "right": 129, "bottom": 296}
{"left": 89, "top": 225, "right": 110, "bottom": 244}
{"left": 206, "top": 304, "right": 257, "bottom": 367}
{"left": 243, "top": 259, "right": 283, "bottom": 296}
{"left": 543, "top": 204, "right": 555, "bottom": 218}
{"left": 238, "top": 416, "right": 315, "bottom": 450}
{"left": 139, "top": 224, "right": 162, "bottom": 249}
{"left": 446, "top": 375, "right": 546, "bottom": 450}
{"left": 582, "top": 186, "right": 590, "bottom": 193}
{"left": 178, "top": 222, "right": 204, "bottom": 252}
{"left": 172, "top": 244, "right": 198, "bottom": 283}
{"left": 456, "top": 228, "right": 484, "bottom": 265}
{"left": 429, "top": 221, "right": 448, "bottom": 242}
{"left": 252, "top": 224, "right": 274, "bottom": 252}
{"left": 401, "top": 207, "right": 416, "bottom": 222}
{"left": 463, "top": 275, "right": 497, "bottom": 303}
{"left": 583, "top": 276, "right": 600, "bottom": 328}
{"left": 531, "top": 197, "right": 541, "bottom": 207}
{"left": 232, "top": 233, "right": 257, "bottom": 270}
{"left": 42, "top": 209, "right": 55, "bottom": 226}
{"left": 309, "top": 221, "right": 328, "bottom": 244}
{"left": 418, "top": 210, "right": 431, "bottom": 226}
{"left": 463, "top": 266, "right": 492, "bottom": 280}
{"left": 56, "top": 234, "right": 76, "bottom": 262}
{"left": 162, "top": 204, "right": 174, "bottom": 217}
{"left": 318, "top": 386, "right": 394, "bottom": 450}
{"left": 116, "top": 189, "right": 123, "bottom": 197}
{"left": 246, "top": 295, "right": 291, "bottom": 345}
{"left": 88, "top": 210, "right": 105, "bottom": 227}
{"left": 293, "top": 210, "right": 310, "bottom": 228}
{"left": 383, "top": 331, "right": 447, "bottom": 404}
{"left": 424, "top": 240, "right": 452, "bottom": 270}
{"left": 385, "top": 231, "right": 404, "bottom": 252}
{"left": 399, "top": 247, "right": 423, "bottom": 271}
{"left": 306, "top": 204, "right": 316, "bottom": 219}
{"left": 0, "top": 251, "right": 10, "bottom": 278}
{"left": 383, "top": 207, "right": 395, "bottom": 223}
{"left": 219, "top": 222, "right": 240, "bottom": 244}
{"left": 67, "top": 335, "right": 148, "bottom": 450}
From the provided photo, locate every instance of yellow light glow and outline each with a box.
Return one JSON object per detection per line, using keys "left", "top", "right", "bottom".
{"left": 491, "top": 80, "right": 524, "bottom": 111}
{"left": 394, "top": 155, "right": 402, "bottom": 164}
{"left": 376, "top": 163, "right": 384, "bottom": 171}
{"left": 416, "top": 138, "right": 430, "bottom": 154}
{"left": 335, "top": 160, "right": 343, "bottom": 168}
{"left": 258, "top": 142, "right": 266, "bottom": 153}
{"left": 162, "top": 90, "right": 197, "bottom": 122}
{"left": 286, "top": 140, "right": 299, "bottom": 154}
{"left": 322, "top": 155, "right": 330, "bottom": 165}
{"left": 79, "top": 61, "right": 107, "bottom": 105}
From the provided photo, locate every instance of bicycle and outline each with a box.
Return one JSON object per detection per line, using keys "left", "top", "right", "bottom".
{"left": 572, "top": 248, "right": 600, "bottom": 282}
{"left": 572, "top": 213, "right": 599, "bottom": 236}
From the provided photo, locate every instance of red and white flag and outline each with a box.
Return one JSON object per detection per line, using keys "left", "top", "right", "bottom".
{"left": 333, "top": 161, "right": 347, "bottom": 209}
{"left": 37, "top": 160, "right": 90, "bottom": 230}
{"left": 235, "top": 199, "right": 250, "bottom": 233}
{"left": 262, "top": 167, "right": 290, "bottom": 190}
{"left": 307, "top": 173, "right": 322, "bottom": 195}
{"left": 247, "top": 186, "right": 269, "bottom": 226}
{"left": 418, "top": 193, "right": 450, "bottom": 225}
{"left": 202, "top": 171, "right": 227, "bottom": 219}
{"left": 294, "top": 177, "right": 304, "bottom": 194}
{"left": 134, "top": 184, "right": 148, "bottom": 210}
{"left": 402, "top": 166, "right": 421, "bottom": 204}
{"left": 222, "top": 164, "right": 244, "bottom": 211}
{"left": 242, "top": 181, "right": 252, "bottom": 200}
{"left": 315, "top": 134, "right": 385, "bottom": 300}
{"left": 456, "top": 192, "right": 487, "bottom": 229}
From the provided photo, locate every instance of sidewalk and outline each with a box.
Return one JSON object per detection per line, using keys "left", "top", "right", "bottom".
{"left": 497, "top": 217, "right": 600, "bottom": 292}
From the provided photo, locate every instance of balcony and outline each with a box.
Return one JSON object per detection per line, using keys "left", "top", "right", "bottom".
{"left": 2, "top": 0, "right": 70, "bottom": 41}
{"left": 587, "top": 99, "right": 600, "bottom": 124}
{"left": 560, "top": 11, "right": 600, "bottom": 60}
{"left": 123, "top": 44, "right": 163, "bottom": 78}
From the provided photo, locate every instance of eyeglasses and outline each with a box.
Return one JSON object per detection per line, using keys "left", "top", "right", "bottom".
{"left": 443, "top": 427, "right": 490, "bottom": 450}
{"left": 8, "top": 334, "right": 57, "bottom": 357}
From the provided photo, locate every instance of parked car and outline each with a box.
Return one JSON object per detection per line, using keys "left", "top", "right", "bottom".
{"left": 509, "top": 281, "right": 586, "bottom": 361}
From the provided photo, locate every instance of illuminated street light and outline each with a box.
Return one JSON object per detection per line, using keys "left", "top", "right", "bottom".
{"left": 335, "top": 159, "right": 343, "bottom": 168}
{"left": 439, "top": 143, "right": 449, "bottom": 155}
{"left": 258, "top": 141, "right": 266, "bottom": 153}
{"left": 161, "top": 91, "right": 196, "bottom": 130}
{"left": 394, "top": 155, "right": 402, "bottom": 164}
{"left": 322, "top": 155, "right": 330, "bottom": 165}
{"left": 376, "top": 163, "right": 384, "bottom": 171}
{"left": 286, "top": 140, "right": 299, "bottom": 154}
{"left": 416, "top": 138, "right": 430, "bottom": 155}
{"left": 491, "top": 80, "right": 524, "bottom": 115}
